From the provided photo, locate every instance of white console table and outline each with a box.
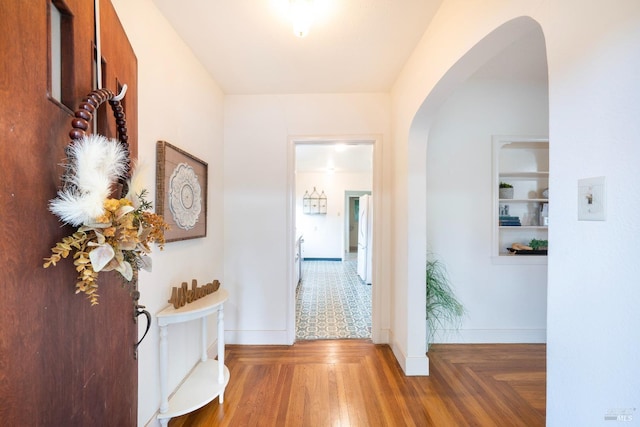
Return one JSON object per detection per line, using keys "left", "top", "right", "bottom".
{"left": 156, "top": 288, "right": 230, "bottom": 427}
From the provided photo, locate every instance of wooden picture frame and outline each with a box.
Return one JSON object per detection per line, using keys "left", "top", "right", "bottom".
{"left": 156, "top": 141, "right": 207, "bottom": 242}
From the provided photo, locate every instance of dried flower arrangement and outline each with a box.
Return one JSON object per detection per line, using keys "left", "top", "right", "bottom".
{"left": 44, "top": 134, "right": 168, "bottom": 305}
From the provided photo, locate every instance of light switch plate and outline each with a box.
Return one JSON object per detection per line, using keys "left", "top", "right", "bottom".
{"left": 578, "top": 176, "right": 606, "bottom": 221}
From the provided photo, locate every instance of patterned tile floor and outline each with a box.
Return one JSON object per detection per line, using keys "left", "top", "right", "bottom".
{"left": 295, "top": 253, "right": 372, "bottom": 340}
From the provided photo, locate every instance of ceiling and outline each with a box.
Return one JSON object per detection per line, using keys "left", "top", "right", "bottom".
{"left": 152, "top": 0, "right": 442, "bottom": 94}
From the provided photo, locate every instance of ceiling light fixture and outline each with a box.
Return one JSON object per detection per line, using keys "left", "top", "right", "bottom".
{"left": 290, "top": 0, "right": 314, "bottom": 37}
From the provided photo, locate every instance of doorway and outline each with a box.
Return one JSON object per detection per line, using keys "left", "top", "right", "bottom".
{"left": 416, "top": 20, "right": 549, "bottom": 348}
{"left": 293, "top": 141, "right": 374, "bottom": 340}
{"left": 345, "top": 190, "right": 371, "bottom": 255}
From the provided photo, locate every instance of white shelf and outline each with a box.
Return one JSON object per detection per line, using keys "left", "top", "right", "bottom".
{"left": 499, "top": 198, "right": 548, "bottom": 203}
{"left": 499, "top": 226, "right": 548, "bottom": 230}
{"left": 500, "top": 140, "right": 548, "bottom": 150}
{"left": 157, "top": 288, "right": 229, "bottom": 326}
{"left": 499, "top": 171, "right": 549, "bottom": 179}
{"left": 157, "top": 289, "right": 229, "bottom": 427}
{"left": 157, "top": 360, "right": 230, "bottom": 421}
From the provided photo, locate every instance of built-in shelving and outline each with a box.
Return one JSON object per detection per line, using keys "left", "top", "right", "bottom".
{"left": 492, "top": 136, "right": 549, "bottom": 263}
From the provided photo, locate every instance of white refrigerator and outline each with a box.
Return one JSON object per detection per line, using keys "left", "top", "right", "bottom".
{"left": 356, "top": 194, "right": 373, "bottom": 284}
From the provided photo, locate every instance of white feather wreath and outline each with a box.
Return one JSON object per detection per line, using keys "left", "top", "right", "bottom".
{"left": 125, "top": 159, "right": 147, "bottom": 209}
{"left": 49, "top": 134, "right": 129, "bottom": 226}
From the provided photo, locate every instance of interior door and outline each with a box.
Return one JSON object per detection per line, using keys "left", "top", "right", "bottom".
{"left": 0, "top": 1, "right": 138, "bottom": 425}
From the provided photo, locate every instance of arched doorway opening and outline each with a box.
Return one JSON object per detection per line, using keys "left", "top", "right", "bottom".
{"left": 404, "top": 16, "right": 549, "bottom": 371}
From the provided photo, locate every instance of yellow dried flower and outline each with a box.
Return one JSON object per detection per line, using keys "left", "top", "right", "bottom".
{"left": 103, "top": 198, "right": 121, "bottom": 212}
{"left": 95, "top": 213, "right": 111, "bottom": 224}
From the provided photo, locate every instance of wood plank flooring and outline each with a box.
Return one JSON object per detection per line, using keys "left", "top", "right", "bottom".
{"left": 168, "top": 340, "right": 546, "bottom": 427}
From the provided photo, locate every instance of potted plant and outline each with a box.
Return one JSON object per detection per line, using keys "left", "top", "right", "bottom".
{"left": 499, "top": 182, "right": 514, "bottom": 199}
{"left": 426, "top": 255, "right": 465, "bottom": 348}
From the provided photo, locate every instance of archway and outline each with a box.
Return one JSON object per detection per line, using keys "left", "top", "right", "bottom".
{"left": 405, "top": 16, "right": 549, "bottom": 371}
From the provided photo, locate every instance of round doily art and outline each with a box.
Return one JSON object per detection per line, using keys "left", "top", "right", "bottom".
{"left": 168, "top": 163, "right": 202, "bottom": 230}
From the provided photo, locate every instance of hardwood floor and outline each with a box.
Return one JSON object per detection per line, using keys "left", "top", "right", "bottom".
{"left": 168, "top": 340, "right": 546, "bottom": 427}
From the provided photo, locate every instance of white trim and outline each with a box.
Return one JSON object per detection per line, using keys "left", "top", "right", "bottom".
{"left": 286, "top": 136, "right": 297, "bottom": 344}
{"left": 225, "top": 330, "right": 290, "bottom": 345}
{"left": 370, "top": 134, "right": 384, "bottom": 344}
{"left": 405, "top": 355, "right": 430, "bottom": 376}
{"left": 377, "top": 328, "right": 390, "bottom": 343}
{"left": 391, "top": 332, "right": 430, "bottom": 376}
{"left": 432, "top": 329, "right": 547, "bottom": 344}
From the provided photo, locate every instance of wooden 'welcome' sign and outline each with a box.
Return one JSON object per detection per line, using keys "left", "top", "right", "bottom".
{"left": 168, "top": 279, "right": 220, "bottom": 309}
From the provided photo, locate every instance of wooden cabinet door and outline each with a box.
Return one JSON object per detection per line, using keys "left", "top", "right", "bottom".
{"left": 0, "top": 1, "right": 138, "bottom": 425}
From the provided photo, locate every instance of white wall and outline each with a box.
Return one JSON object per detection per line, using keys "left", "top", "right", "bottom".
{"left": 223, "top": 93, "right": 390, "bottom": 345}
{"left": 427, "top": 73, "right": 549, "bottom": 343}
{"left": 392, "top": 0, "right": 640, "bottom": 424}
{"left": 111, "top": 1, "right": 225, "bottom": 426}
{"left": 544, "top": 2, "right": 640, "bottom": 424}
{"left": 296, "top": 171, "right": 372, "bottom": 259}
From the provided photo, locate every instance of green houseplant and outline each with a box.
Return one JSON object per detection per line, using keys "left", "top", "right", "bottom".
{"left": 499, "top": 181, "right": 514, "bottom": 199}
{"left": 426, "top": 256, "right": 465, "bottom": 347}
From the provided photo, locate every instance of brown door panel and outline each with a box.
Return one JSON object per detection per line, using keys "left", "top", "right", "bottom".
{"left": 0, "top": 1, "right": 138, "bottom": 425}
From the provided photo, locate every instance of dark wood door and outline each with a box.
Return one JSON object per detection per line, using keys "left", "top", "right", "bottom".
{"left": 0, "top": 1, "right": 138, "bottom": 425}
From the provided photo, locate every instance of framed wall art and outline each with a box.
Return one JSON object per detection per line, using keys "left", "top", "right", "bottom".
{"left": 156, "top": 141, "right": 208, "bottom": 242}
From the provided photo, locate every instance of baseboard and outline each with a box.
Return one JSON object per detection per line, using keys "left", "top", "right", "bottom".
{"left": 431, "top": 328, "right": 547, "bottom": 344}
{"left": 390, "top": 332, "right": 429, "bottom": 376}
{"left": 372, "top": 328, "right": 390, "bottom": 344}
{"left": 303, "top": 257, "right": 342, "bottom": 261}
{"left": 404, "top": 353, "right": 430, "bottom": 376}
{"left": 224, "top": 329, "right": 291, "bottom": 345}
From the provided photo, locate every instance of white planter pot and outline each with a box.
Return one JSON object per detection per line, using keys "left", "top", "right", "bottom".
{"left": 499, "top": 188, "right": 514, "bottom": 199}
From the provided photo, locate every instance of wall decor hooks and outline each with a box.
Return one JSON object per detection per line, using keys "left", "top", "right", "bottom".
{"left": 302, "top": 186, "right": 327, "bottom": 214}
